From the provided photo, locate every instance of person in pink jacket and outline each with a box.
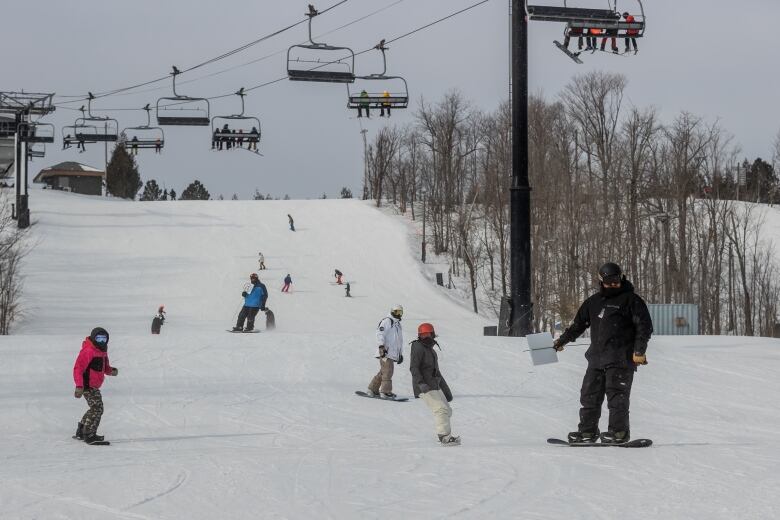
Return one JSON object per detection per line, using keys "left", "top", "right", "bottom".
{"left": 73, "top": 327, "right": 118, "bottom": 445}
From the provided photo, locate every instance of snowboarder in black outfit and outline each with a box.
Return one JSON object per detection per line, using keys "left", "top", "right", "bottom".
{"left": 288, "top": 214, "right": 295, "bottom": 231}
{"left": 151, "top": 305, "right": 166, "bottom": 334}
{"left": 553, "top": 262, "right": 653, "bottom": 445}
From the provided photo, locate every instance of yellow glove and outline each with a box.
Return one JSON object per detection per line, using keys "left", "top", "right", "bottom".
{"left": 633, "top": 353, "right": 648, "bottom": 365}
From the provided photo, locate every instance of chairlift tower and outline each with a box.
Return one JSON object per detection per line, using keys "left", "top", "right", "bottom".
{"left": 0, "top": 92, "right": 56, "bottom": 229}
{"left": 504, "top": 1, "right": 646, "bottom": 337}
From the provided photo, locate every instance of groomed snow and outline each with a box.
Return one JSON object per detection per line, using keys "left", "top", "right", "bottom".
{"left": 1, "top": 188, "right": 779, "bottom": 519}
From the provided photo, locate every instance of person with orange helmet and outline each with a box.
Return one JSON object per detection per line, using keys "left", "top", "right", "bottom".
{"left": 409, "top": 322, "right": 459, "bottom": 445}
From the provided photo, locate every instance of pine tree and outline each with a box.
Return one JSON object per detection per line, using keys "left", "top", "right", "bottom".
{"left": 161, "top": 189, "right": 168, "bottom": 201}
{"left": 140, "top": 180, "right": 163, "bottom": 201}
{"left": 253, "top": 189, "right": 265, "bottom": 200}
{"left": 106, "top": 143, "right": 142, "bottom": 199}
{"left": 169, "top": 189, "right": 177, "bottom": 200}
{"left": 340, "top": 187, "right": 353, "bottom": 199}
{"left": 180, "top": 180, "right": 210, "bottom": 200}
{"left": 231, "top": 194, "right": 239, "bottom": 200}
{"left": 283, "top": 194, "right": 290, "bottom": 200}
{"left": 321, "top": 192, "right": 328, "bottom": 199}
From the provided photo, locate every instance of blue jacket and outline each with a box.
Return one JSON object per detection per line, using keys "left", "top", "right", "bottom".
{"left": 244, "top": 281, "right": 268, "bottom": 308}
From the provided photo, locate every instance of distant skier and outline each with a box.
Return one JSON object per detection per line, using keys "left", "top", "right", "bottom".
{"left": 151, "top": 305, "right": 166, "bottom": 334}
{"left": 345, "top": 282, "right": 351, "bottom": 297}
{"left": 334, "top": 269, "right": 343, "bottom": 285}
{"left": 232, "top": 273, "right": 268, "bottom": 332}
{"left": 73, "top": 327, "right": 119, "bottom": 445}
{"left": 265, "top": 308, "right": 275, "bottom": 331}
{"left": 258, "top": 252, "right": 266, "bottom": 270}
{"left": 409, "top": 323, "right": 459, "bottom": 445}
{"left": 367, "top": 304, "right": 404, "bottom": 398}
{"left": 553, "top": 262, "right": 653, "bottom": 445}
{"left": 282, "top": 274, "right": 292, "bottom": 292}
{"left": 288, "top": 214, "right": 295, "bottom": 232}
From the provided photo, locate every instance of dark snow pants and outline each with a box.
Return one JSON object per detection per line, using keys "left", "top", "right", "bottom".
{"left": 236, "top": 306, "right": 261, "bottom": 330}
{"left": 578, "top": 366, "right": 634, "bottom": 434}
{"left": 81, "top": 389, "right": 104, "bottom": 436}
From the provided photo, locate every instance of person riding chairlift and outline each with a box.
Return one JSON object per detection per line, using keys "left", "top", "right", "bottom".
{"left": 623, "top": 12, "right": 639, "bottom": 54}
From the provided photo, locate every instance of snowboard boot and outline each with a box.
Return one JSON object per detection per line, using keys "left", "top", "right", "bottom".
{"left": 243, "top": 328, "right": 254, "bottom": 332}
{"left": 381, "top": 392, "right": 397, "bottom": 399}
{"left": 231, "top": 326, "right": 243, "bottom": 332}
{"left": 438, "top": 434, "right": 461, "bottom": 445}
{"left": 568, "top": 431, "right": 599, "bottom": 443}
{"left": 600, "top": 431, "right": 630, "bottom": 444}
{"left": 74, "top": 422, "right": 85, "bottom": 440}
{"left": 84, "top": 433, "right": 105, "bottom": 444}
{"left": 366, "top": 389, "right": 379, "bottom": 397}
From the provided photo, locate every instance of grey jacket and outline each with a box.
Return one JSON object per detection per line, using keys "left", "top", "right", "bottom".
{"left": 409, "top": 339, "right": 452, "bottom": 401}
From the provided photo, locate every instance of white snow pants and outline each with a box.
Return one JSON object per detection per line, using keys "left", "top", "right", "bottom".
{"left": 420, "top": 389, "right": 452, "bottom": 437}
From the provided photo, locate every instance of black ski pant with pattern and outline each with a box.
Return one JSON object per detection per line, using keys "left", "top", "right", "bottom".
{"left": 81, "top": 388, "right": 104, "bottom": 436}
{"left": 578, "top": 366, "right": 634, "bottom": 434}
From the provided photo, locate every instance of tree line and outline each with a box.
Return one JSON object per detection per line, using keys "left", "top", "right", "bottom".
{"left": 362, "top": 71, "right": 780, "bottom": 337}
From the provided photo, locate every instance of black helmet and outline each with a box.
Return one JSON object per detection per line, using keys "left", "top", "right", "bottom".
{"left": 90, "top": 327, "right": 109, "bottom": 351}
{"left": 598, "top": 262, "right": 623, "bottom": 283}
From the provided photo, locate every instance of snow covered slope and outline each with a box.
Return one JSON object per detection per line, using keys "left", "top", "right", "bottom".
{"left": 1, "top": 189, "right": 779, "bottom": 520}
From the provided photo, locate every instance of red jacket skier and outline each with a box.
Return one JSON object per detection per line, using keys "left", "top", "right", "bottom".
{"left": 73, "top": 327, "right": 118, "bottom": 444}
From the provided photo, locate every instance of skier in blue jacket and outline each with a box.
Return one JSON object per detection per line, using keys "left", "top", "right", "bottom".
{"left": 233, "top": 273, "right": 268, "bottom": 332}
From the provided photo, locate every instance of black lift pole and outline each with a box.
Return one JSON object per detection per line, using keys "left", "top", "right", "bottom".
{"left": 509, "top": 0, "right": 533, "bottom": 336}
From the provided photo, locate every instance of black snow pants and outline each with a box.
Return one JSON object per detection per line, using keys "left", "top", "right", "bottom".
{"left": 236, "top": 306, "right": 261, "bottom": 330}
{"left": 578, "top": 366, "right": 634, "bottom": 434}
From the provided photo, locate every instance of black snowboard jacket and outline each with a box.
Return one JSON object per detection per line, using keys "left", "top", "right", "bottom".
{"left": 559, "top": 280, "right": 653, "bottom": 369}
{"left": 409, "top": 339, "right": 452, "bottom": 401}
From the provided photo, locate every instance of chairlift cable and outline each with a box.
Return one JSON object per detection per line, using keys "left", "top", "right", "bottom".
{"left": 54, "top": 0, "right": 349, "bottom": 105}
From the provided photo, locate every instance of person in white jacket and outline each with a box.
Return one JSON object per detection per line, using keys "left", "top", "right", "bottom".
{"left": 367, "top": 304, "right": 404, "bottom": 398}
{"left": 258, "top": 252, "right": 266, "bottom": 270}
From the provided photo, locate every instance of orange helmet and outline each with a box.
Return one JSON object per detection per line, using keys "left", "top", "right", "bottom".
{"left": 418, "top": 323, "right": 436, "bottom": 339}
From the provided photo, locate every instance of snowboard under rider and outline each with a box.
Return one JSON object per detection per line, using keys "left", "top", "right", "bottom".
{"left": 409, "top": 323, "right": 459, "bottom": 445}
{"left": 553, "top": 262, "right": 653, "bottom": 444}
{"left": 233, "top": 273, "right": 268, "bottom": 332}
{"left": 151, "top": 305, "right": 166, "bottom": 334}
{"left": 367, "top": 304, "right": 404, "bottom": 398}
{"left": 73, "top": 327, "right": 119, "bottom": 445}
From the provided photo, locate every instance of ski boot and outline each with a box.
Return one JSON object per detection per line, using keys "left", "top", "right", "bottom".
{"left": 438, "top": 434, "right": 461, "bottom": 446}
{"left": 74, "top": 422, "right": 85, "bottom": 440}
{"left": 567, "top": 431, "right": 599, "bottom": 444}
{"left": 600, "top": 431, "right": 630, "bottom": 444}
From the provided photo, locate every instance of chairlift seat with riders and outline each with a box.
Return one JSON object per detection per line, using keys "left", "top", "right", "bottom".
{"left": 211, "top": 88, "right": 261, "bottom": 151}
{"left": 287, "top": 4, "right": 356, "bottom": 84}
{"left": 62, "top": 120, "right": 99, "bottom": 149}
{"left": 156, "top": 67, "right": 211, "bottom": 126}
{"left": 347, "top": 40, "right": 409, "bottom": 112}
{"left": 123, "top": 104, "right": 165, "bottom": 151}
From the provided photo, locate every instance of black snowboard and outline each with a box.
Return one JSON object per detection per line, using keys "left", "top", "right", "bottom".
{"left": 547, "top": 438, "right": 652, "bottom": 448}
{"left": 355, "top": 391, "right": 409, "bottom": 402}
{"left": 226, "top": 329, "right": 261, "bottom": 333}
{"left": 73, "top": 435, "right": 110, "bottom": 445}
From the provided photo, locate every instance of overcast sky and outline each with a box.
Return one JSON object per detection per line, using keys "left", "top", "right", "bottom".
{"left": 4, "top": 0, "right": 778, "bottom": 199}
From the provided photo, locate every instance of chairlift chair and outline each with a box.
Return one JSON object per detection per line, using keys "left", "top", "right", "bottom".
{"left": 17, "top": 122, "right": 55, "bottom": 144}
{"left": 287, "top": 4, "right": 356, "bottom": 83}
{"left": 74, "top": 93, "right": 119, "bottom": 142}
{"left": 347, "top": 40, "right": 409, "bottom": 113}
{"left": 27, "top": 143, "right": 46, "bottom": 159}
{"left": 156, "top": 67, "right": 211, "bottom": 126}
{"left": 562, "top": 1, "right": 645, "bottom": 37}
{"left": 62, "top": 108, "right": 99, "bottom": 150}
{"left": 210, "top": 88, "right": 261, "bottom": 151}
{"left": 122, "top": 104, "right": 165, "bottom": 152}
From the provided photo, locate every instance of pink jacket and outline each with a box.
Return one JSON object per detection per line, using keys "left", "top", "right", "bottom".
{"left": 73, "top": 338, "right": 112, "bottom": 389}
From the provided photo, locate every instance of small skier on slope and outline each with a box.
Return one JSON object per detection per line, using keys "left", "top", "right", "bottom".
{"left": 334, "top": 269, "right": 344, "bottom": 285}
{"left": 151, "top": 305, "right": 166, "bottom": 334}
{"left": 258, "top": 252, "right": 266, "bottom": 270}
{"left": 553, "top": 262, "right": 653, "bottom": 444}
{"left": 73, "top": 327, "right": 119, "bottom": 445}
{"left": 409, "top": 323, "right": 459, "bottom": 445}
{"left": 282, "top": 274, "right": 292, "bottom": 293}
{"left": 232, "top": 273, "right": 268, "bottom": 332}
{"left": 367, "top": 304, "right": 404, "bottom": 398}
